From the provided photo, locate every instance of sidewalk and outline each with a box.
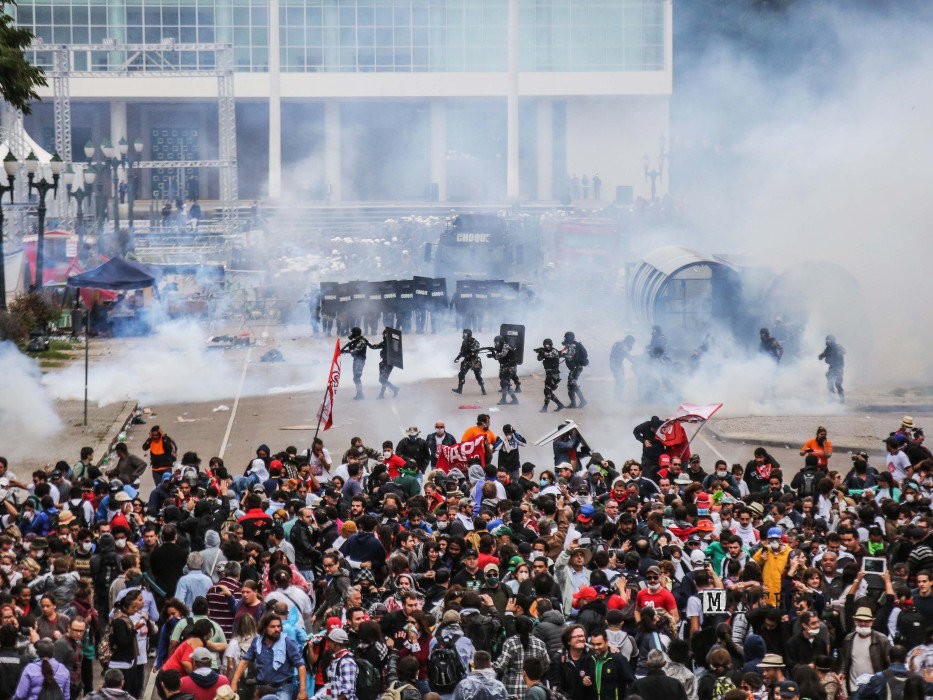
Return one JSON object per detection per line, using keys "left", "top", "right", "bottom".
{"left": 708, "top": 411, "right": 932, "bottom": 458}
{"left": 19, "top": 398, "right": 138, "bottom": 470}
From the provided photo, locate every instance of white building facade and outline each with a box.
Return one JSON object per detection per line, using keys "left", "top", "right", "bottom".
{"left": 11, "top": 0, "right": 672, "bottom": 204}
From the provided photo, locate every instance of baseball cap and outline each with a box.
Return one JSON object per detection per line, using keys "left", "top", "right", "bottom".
{"left": 767, "top": 527, "right": 783, "bottom": 539}
{"left": 577, "top": 504, "right": 595, "bottom": 523}
{"left": 659, "top": 455, "right": 671, "bottom": 467}
{"left": 696, "top": 519, "right": 714, "bottom": 532}
{"left": 484, "top": 563, "right": 500, "bottom": 574}
{"left": 192, "top": 647, "right": 214, "bottom": 663}
{"left": 779, "top": 681, "right": 799, "bottom": 697}
{"left": 328, "top": 628, "right": 349, "bottom": 644}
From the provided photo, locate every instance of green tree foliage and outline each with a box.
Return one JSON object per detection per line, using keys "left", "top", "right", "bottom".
{"left": 0, "top": 1, "right": 46, "bottom": 113}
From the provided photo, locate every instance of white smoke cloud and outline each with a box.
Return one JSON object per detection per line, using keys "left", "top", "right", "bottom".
{"left": 0, "top": 342, "right": 61, "bottom": 458}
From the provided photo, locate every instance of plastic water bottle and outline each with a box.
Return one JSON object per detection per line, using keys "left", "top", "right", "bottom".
{"left": 118, "top": 431, "right": 127, "bottom": 443}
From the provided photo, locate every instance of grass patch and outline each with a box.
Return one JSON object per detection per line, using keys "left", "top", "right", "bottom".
{"left": 28, "top": 349, "right": 75, "bottom": 361}
{"left": 39, "top": 361, "right": 67, "bottom": 369}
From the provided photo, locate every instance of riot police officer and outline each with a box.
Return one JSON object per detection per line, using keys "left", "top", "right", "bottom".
{"left": 646, "top": 325, "right": 668, "bottom": 361}
{"left": 369, "top": 327, "right": 400, "bottom": 399}
{"left": 452, "top": 329, "right": 485, "bottom": 395}
{"left": 609, "top": 335, "right": 635, "bottom": 400}
{"left": 561, "top": 331, "right": 589, "bottom": 408}
{"left": 818, "top": 334, "right": 846, "bottom": 401}
{"left": 759, "top": 327, "right": 784, "bottom": 364}
{"left": 492, "top": 335, "right": 519, "bottom": 406}
{"left": 535, "top": 338, "right": 565, "bottom": 412}
{"left": 341, "top": 327, "right": 370, "bottom": 400}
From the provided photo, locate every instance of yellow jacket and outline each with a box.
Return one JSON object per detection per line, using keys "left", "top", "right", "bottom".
{"left": 752, "top": 544, "right": 791, "bottom": 605}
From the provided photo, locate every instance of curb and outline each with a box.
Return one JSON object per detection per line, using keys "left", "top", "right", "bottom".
{"left": 94, "top": 399, "right": 139, "bottom": 466}
{"left": 705, "top": 426, "right": 887, "bottom": 460}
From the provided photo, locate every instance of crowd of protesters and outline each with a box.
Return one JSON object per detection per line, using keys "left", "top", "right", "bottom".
{"left": 0, "top": 414, "right": 931, "bottom": 700}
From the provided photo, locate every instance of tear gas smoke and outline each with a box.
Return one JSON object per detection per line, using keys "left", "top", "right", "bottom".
{"left": 0, "top": 342, "right": 61, "bottom": 458}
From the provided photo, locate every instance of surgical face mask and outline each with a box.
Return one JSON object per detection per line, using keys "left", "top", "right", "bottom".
{"left": 906, "top": 495, "right": 915, "bottom": 502}
{"left": 23, "top": 512, "right": 33, "bottom": 522}
{"left": 436, "top": 429, "right": 445, "bottom": 436}
{"left": 0, "top": 564, "right": 11, "bottom": 573}
{"left": 356, "top": 447, "right": 364, "bottom": 454}
{"left": 436, "top": 521, "right": 448, "bottom": 531}
{"left": 648, "top": 582, "right": 661, "bottom": 592}
{"left": 770, "top": 541, "right": 781, "bottom": 551}
{"left": 807, "top": 627, "right": 820, "bottom": 638}
{"left": 82, "top": 542, "right": 93, "bottom": 553}
{"left": 383, "top": 450, "right": 392, "bottom": 459}
{"left": 22, "top": 542, "right": 31, "bottom": 551}
{"left": 856, "top": 626, "right": 872, "bottom": 637}
{"left": 486, "top": 575, "right": 499, "bottom": 586}
{"left": 540, "top": 479, "right": 549, "bottom": 487}
{"left": 716, "top": 470, "right": 727, "bottom": 478}
{"left": 35, "top": 550, "right": 45, "bottom": 559}
{"left": 115, "top": 538, "right": 127, "bottom": 548}
{"left": 517, "top": 571, "right": 529, "bottom": 582}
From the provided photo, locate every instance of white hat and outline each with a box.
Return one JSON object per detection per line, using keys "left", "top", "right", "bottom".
{"left": 328, "top": 628, "right": 349, "bottom": 644}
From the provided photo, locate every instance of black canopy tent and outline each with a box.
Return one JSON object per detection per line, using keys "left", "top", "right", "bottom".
{"left": 68, "top": 257, "right": 157, "bottom": 426}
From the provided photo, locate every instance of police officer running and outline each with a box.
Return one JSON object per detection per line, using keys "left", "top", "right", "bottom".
{"left": 452, "top": 329, "right": 486, "bottom": 395}
{"left": 535, "top": 338, "right": 565, "bottom": 412}
{"left": 492, "top": 335, "right": 519, "bottom": 406}
{"left": 819, "top": 334, "right": 846, "bottom": 402}
{"left": 561, "top": 331, "right": 589, "bottom": 408}
{"left": 369, "top": 327, "right": 400, "bottom": 400}
{"left": 340, "top": 327, "right": 370, "bottom": 400}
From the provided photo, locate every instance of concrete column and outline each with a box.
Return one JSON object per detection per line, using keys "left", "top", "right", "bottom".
{"left": 430, "top": 100, "right": 447, "bottom": 202}
{"left": 268, "top": 0, "right": 282, "bottom": 199}
{"left": 324, "top": 101, "right": 341, "bottom": 203}
{"left": 109, "top": 101, "right": 127, "bottom": 147}
{"left": 536, "top": 99, "right": 553, "bottom": 201}
{"left": 506, "top": 0, "right": 520, "bottom": 201}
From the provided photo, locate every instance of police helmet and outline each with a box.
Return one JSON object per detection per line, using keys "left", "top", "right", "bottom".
{"left": 543, "top": 338, "right": 553, "bottom": 347}
{"left": 494, "top": 335, "right": 503, "bottom": 345}
{"left": 463, "top": 329, "right": 473, "bottom": 338}
{"left": 826, "top": 335, "right": 835, "bottom": 344}
{"left": 350, "top": 327, "right": 362, "bottom": 338}
{"left": 759, "top": 327, "right": 769, "bottom": 336}
{"left": 563, "top": 331, "right": 575, "bottom": 343}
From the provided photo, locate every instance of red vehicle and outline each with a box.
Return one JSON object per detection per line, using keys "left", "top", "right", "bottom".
{"left": 542, "top": 216, "right": 624, "bottom": 270}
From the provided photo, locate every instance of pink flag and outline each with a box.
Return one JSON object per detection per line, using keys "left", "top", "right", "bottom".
{"left": 317, "top": 340, "right": 342, "bottom": 431}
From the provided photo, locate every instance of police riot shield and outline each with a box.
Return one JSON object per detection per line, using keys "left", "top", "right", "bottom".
{"left": 335, "top": 282, "right": 354, "bottom": 334}
{"left": 412, "top": 276, "right": 431, "bottom": 333}
{"left": 385, "top": 327, "right": 404, "bottom": 369}
{"left": 361, "top": 281, "right": 383, "bottom": 335}
{"left": 319, "top": 282, "right": 339, "bottom": 318}
{"left": 430, "top": 277, "right": 448, "bottom": 307}
{"left": 380, "top": 280, "right": 398, "bottom": 325}
{"left": 348, "top": 280, "right": 367, "bottom": 323}
{"left": 395, "top": 279, "right": 416, "bottom": 333}
{"left": 500, "top": 323, "right": 526, "bottom": 365}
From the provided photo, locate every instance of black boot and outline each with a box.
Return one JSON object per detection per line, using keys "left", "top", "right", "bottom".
{"left": 509, "top": 392, "right": 518, "bottom": 404}
{"left": 391, "top": 384, "right": 400, "bottom": 398}
{"left": 451, "top": 380, "right": 464, "bottom": 394}
{"left": 568, "top": 397, "right": 577, "bottom": 408}
{"left": 577, "top": 390, "right": 588, "bottom": 408}
{"left": 479, "top": 382, "right": 487, "bottom": 396}
{"left": 554, "top": 399, "right": 565, "bottom": 411}
{"left": 540, "top": 400, "right": 549, "bottom": 413}
{"left": 497, "top": 392, "right": 508, "bottom": 405}
{"left": 354, "top": 391, "right": 364, "bottom": 400}
{"left": 378, "top": 387, "right": 386, "bottom": 400}
{"left": 514, "top": 382, "right": 522, "bottom": 393}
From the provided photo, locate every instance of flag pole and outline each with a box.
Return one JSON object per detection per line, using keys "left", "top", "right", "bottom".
{"left": 313, "top": 390, "right": 328, "bottom": 441}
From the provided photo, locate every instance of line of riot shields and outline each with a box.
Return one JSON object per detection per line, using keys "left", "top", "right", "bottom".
{"left": 318, "top": 278, "right": 529, "bottom": 335}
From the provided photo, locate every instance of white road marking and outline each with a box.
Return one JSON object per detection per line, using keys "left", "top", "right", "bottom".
{"left": 697, "top": 432, "right": 726, "bottom": 462}
{"left": 219, "top": 346, "right": 252, "bottom": 458}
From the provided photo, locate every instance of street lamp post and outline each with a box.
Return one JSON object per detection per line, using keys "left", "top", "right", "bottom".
{"left": 0, "top": 153, "right": 17, "bottom": 312}
{"left": 643, "top": 135, "right": 668, "bottom": 202}
{"left": 66, "top": 166, "right": 94, "bottom": 264}
{"left": 25, "top": 151, "right": 63, "bottom": 290}
{"left": 86, "top": 137, "right": 143, "bottom": 255}
{"left": 124, "top": 137, "right": 144, "bottom": 230}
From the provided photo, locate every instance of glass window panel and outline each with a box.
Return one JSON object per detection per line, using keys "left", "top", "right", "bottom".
{"left": 234, "top": 7, "right": 251, "bottom": 25}
{"left": 412, "top": 47, "right": 429, "bottom": 69}
{"left": 145, "top": 8, "right": 160, "bottom": 24}
{"left": 234, "top": 27, "right": 251, "bottom": 45}
{"left": 253, "top": 27, "right": 268, "bottom": 45}
{"left": 199, "top": 26, "right": 215, "bottom": 42}
{"left": 252, "top": 47, "right": 268, "bottom": 67}
{"left": 252, "top": 7, "right": 268, "bottom": 25}
{"left": 17, "top": 6, "right": 33, "bottom": 24}
{"left": 358, "top": 48, "right": 375, "bottom": 69}
{"left": 394, "top": 27, "right": 410, "bottom": 44}
{"left": 163, "top": 7, "right": 179, "bottom": 25}
{"left": 73, "top": 26, "right": 89, "bottom": 43}
{"left": 52, "top": 26, "right": 71, "bottom": 43}
{"left": 145, "top": 26, "right": 162, "bottom": 42}
{"left": 375, "top": 7, "right": 392, "bottom": 26}
{"left": 51, "top": 5, "right": 70, "bottom": 26}
{"left": 375, "top": 28, "right": 392, "bottom": 46}
{"left": 358, "top": 6, "right": 373, "bottom": 25}
{"left": 286, "top": 27, "right": 304, "bottom": 45}
{"left": 90, "top": 26, "right": 107, "bottom": 42}
{"left": 181, "top": 8, "right": 197, "bottom": 25}
{"left": 375, "top": 47, "right": 394, "bottom": 67}
{"left": 412, "top": 28, "right": 428, "bottom": 46}
{"left": 358, "top": 27, "right": 375, "bottom": 46}
{"left": 412, "top": 7, "right": 428, "bottom": 26}
{"left": 235, "top": 46, "right": 251, "bottom": 66}
{"left": 339, "top": 6, "right": 355, "bottom": 25}
{"left": 34, "top": 5, "right": 51, "bottom": 24}
{"left": 394, "top": 6, "right": 410, "bottom": 25}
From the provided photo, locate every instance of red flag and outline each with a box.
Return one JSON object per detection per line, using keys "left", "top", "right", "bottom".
{"left": 656, "top": 403, "right": 723, "bottom": 460}
{"left": 435, "top": 435, "right": 487, "bottom": 474}
{"left": 317, "top": 340, "right": 342, "bottom": 431}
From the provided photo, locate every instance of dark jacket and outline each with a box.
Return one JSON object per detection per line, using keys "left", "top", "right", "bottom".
{"left": 633, "top": 419, "right": 665, "bottom": 469}
{"left": 548, "top": 650, "right": 589, "bottom": 700}
{"left": 395, "top": 437, "right": 431, "bottom": 471}
{"left": 784, "top": 632, "right": 828, "bottom": 668}
{"left": 289, "top": 522, "right": 320, "bottom": 571}
{"left": 533, "top": 610, "right": 566, "bottom": 657}
{"left": 149, "top": 541, "right": 188, "bottom": 597}
{"left": 426, "top": 432, "right": 457, "bottom": 468}
{"left": 340, "top": 531, "right": 387, "bottom": 567}
{"left": 582, "top": 651, "right": 634, "bottom": 700}
{"left": 110, "top": 613, "right": 137, "bottom": 664}
{"left": 840, "top": 631, "right": 890, "bottom": 692}
{"left": 631, "top": 670, "right": 689, "bottom": 700}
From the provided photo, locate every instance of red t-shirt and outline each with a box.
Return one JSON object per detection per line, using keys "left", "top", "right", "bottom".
{"left": 635, "top": 587, "right": 677, "bottom": 613}
{"left": 384, "top": 454, "right": 407, "bottom": 479}
{"left": 477, "top": 553, "right": 499, "bottom": 571}
{"left": 161, "top": 640, "right": 196, "bottom": 674}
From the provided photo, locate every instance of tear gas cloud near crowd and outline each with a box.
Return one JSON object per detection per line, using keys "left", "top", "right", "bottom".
{"left": 3, "top": 2, "right": 931, "bottom": 455}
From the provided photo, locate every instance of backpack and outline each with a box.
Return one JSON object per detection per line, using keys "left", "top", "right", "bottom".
{"left": 894, "top": 607, "right": 926, "bottom": 650}
{"left": 428, "top": 638, "right": 466, "bottom": 693}
{"left": 882, "top": 669, "right": 910, "bottom": 700}
{"left": 350, "top": 657, "right": 383, "bottom": 700}
{"left": 63, "top": 501, "right": 90, "bottom": 529}
{"left": 798, "top": 470, "right": 817, "bottom": 497}
{"left": 574, "top": 343, "right": 589, "bottom": 367}
{"left": 37, "top": 680, "right": 65, "bottom": 700}
{"left": 380, "top": 682, "right": 421, "bottom": 700}
{"left": 713, "top": 675, "right": 737, "bottom": 700}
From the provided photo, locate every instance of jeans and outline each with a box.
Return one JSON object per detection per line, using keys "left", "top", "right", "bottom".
{"left": 233, "top": 473, "right": 260, "bottom": 496}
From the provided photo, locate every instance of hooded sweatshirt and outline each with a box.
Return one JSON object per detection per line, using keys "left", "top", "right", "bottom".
{"left": 741, "top": 633, "right": 767, "bottom": 673}
{"left": 179, "top": 667, "right": 229, "bottom": 700}
{"left": 199, "top": 530, "right": 226, "bottom": 582}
